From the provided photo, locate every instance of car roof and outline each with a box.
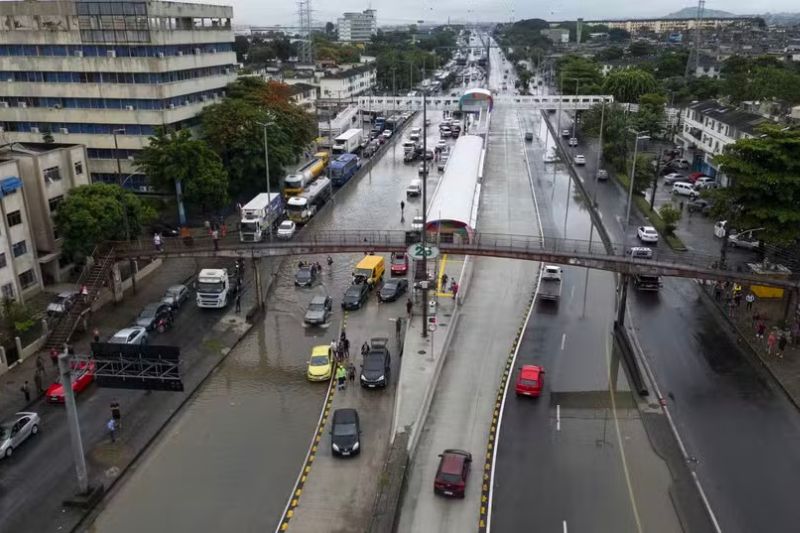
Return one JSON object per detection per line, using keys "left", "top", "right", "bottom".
{"left": 311, "top": 345, "right": 330, "bottom": 357}
{"left": 310, "top": 295, "right": 328, "bottom": 304}
{"left": 333, "top": 408, "right": 358, "bottom": 424}
{"left": 115, "top": 327, "right": 144, "bottom": 335}
{"left": 520, "top": 365, "right": 542, "bottom": 379}
{"left": 641, "top": 226, "right": 656, "bottom": 231}
{"left": 440, "top": 450, "right": 469, "bottom": 473}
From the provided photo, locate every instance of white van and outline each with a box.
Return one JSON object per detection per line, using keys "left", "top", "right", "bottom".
{"left": 402, "top": 139, "right": 417, "bottom": 153}
{"left": 409, "top": 127, "right": 421, "bottom": 142}
{"left": 406, "top": 178, "right": 422, "bottom": 197}
{"left": 672, "top": 181, "right": 698, "bottom": 198}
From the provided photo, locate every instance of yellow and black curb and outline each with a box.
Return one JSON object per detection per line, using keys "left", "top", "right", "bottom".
{"left": 477, "top": 289, "right": 538, "bottom": 532}
{"left": 276, "top": 311, "right": 349, "bottom": 532}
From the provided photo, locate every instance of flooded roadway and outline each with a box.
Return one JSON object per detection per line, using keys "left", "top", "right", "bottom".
{"left": 89, "top": 111, "right": 453, "bottom": 532}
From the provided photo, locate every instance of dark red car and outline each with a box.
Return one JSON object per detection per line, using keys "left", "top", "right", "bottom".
{"left": 46, "top": 361, "right": 95, "bottom": 403}
{"left": 434, "top": 449, "right": 472, "bottom": 497}
{"left": 390, "top": 252, "right": 409, "bottom": 276}
{"left": 514, "top": 365, "right": 544, "bottom": 397}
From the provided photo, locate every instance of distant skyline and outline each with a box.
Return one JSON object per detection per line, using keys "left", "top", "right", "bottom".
{"left": 206, "top": 0, "right": 799, "bottom": 28}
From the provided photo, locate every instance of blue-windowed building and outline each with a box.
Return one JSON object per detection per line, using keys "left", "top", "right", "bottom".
{"left": 0, "top": 0, "right": 237, "bottom": 191}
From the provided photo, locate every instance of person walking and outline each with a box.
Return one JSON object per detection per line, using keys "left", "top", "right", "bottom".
{"left": 153, "top": 232, "right": 162, "bottom": 252}
{"left": 745, "top": 292, "right": 755, "bottom": 311}
{"left": 400, "top": 200, "right": 405, "bottom": 213}
{"left": 336, "top": 365, "right": 347, "bottom": 391}
{"left": 110, "top": 400, "right": 122, "bottom": 429}
{"left": 211, "top": 228, "right": 219, "bottom": 251}
{"left": 35, "top": 355, "right": 44, "bottom": 374}
{"left": 756, "top": 319, "right": 767, "bottom": 339}
{"left": 777, "top": 334, "right": 788, "bottom": 358}
{"left": 406, "top": 298, "right": 413, "bottom": 317}
{"left": 441, "top": 273, "right": 449, "bottom": 291}
{"left": 107, "top": 418, "right": 117, "bottom": 443}
{"left": 767, "top": 330, "right": 778, "bottom": 356}
{"left": 714, "top": 283, "right": 722, "bottom": 301}
{"left": 343, "top": 337, "right": 350, "bottom": 358}
{"left": 331, "top": 339, "right": 339, "bottom": 361}
{"left": 361, "top": 341, "right": 370, "bottom": 356}
{"left": 451, "top": 281, "right": 459, "bottom": 299}
{"left": 733, "top": 291, "right": 742, "bottom": 307}
{"left": 50, "top": 347, "right": 59, "bottom": 368}
{"left": 20, "top": 380, "right": 30, "bottom": 402}
{"left": 752, "top": 310, "right": 761, "bottom": 329}
{"left": 235, "top": 292, "right": 242, "bottom": 314}
{"left": 34, "top": 370, "right": 43, "bottom": 394}
{"left": 348, "top": 361, "right": 355, "bottom": 383}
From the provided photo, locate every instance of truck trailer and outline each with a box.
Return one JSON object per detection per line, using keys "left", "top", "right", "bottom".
{"left": 284, "top": 152, "right": 329, "bottom": 196}
{"left": 239, "top": 193, "right": 284, "bottom": 242}
{"left": 332, "top": 129, "right": 363, "bottom": 155}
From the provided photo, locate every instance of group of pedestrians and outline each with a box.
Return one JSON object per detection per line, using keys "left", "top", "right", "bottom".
{"left": 333, "top": 330, "right": 355, "bottom": 391}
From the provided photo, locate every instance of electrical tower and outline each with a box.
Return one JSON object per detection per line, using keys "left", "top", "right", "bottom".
{"left": 297, "top": 0, "right": 314, "bottom": 65}
{"left": 684, "top": 0, "right": 705, "bottom": 77}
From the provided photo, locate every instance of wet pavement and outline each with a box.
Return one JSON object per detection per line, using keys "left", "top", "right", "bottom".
{"left": 548, "top": 108, "right": 800, "bottom": 533}
{"left": 489, "top": 99, "right": 681, "bottom": 532}
{"left": 89, "top": 110, "right": 458, "bottom": 532}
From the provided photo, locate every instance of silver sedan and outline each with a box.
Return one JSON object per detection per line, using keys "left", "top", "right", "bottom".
{"left": 1, "top": 412, "right": 40, "bottom": 459}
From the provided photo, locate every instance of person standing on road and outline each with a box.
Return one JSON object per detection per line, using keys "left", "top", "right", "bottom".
{"left": 20, "top": 380, "right": 30, "bottom": 402}
{"left": 110, "top": 400, "right": 122, "bottom": 429}
{"left": 336, "top": 365, "right": 347, "bottom": 391}
{"left": 343, "top": 337, "right": 350, "bottom": 358}
{"left": 34, "top": 370, "right": 43, "bottom": 394}
{"left": 50, "top": 347, "right": 59, "bottom": 368}
{"left": 361, "top": 341, "right": 369, "bottom": 356}
{"left": 745, "top": 292, "right": 755, "bottom": 311}
{"left": 235, "top": 292, "right": 242, "bottom": 314}
{"left": 406, "top": 298, "right": 413, "bottom": 317}
{"left": 35, "top": 355, "right": 44, "bottom": 374}
{"left": 441, "top": 273, "right": 449, "bottom": 291}
{"left": 107, "top": 418, "right": 117, "bottom": 443}
{"left": 757, "top": 319, "right": 767, "bottom": 339}
{"left": 733, "top": 291, "right": 742, "bottom": 307}
{"left": 331, "top": 339, "right": 339, "bottom": 361}
{"left": 778, "top": 334, "right": 788, "bottom": 358}
{"left": 211, "top": 228, "right": 219, "bottom": 251}
{"left": 400, "top": 200, "right": 405, "bottom": 214}
{"left": 153, "top": 232, "right": 162, "bottom": 252}
{"left": 767, "top": 330, "right": 778, "bottom": 355}
{"left": 348, "top": 361, "right": 355, "bottom": 383}
{"left": 714, "top": 283, "right": 722, "bottom": 301}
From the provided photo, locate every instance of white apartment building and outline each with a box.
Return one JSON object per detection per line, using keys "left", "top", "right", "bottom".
{"left": 319, "top": 63, "right": 376, "bottom": 101}
{"left": 337, "top": 9, "right": 376, "bottom": 43}
{"left": 675, "top": 100, "right": 769, "bottom": 186}
{"left": 0, "top": 161, "right": 43, "bottom": 302}
{"left": 0, "top": 0, "right": 237, "bottom": 191}
{"left": 580, "top": 17, "right": 759, "bottom": 35}
{"left": 0, "top": 142, "right": 90, "bottom": 284}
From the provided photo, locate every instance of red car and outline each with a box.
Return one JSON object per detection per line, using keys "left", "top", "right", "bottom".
{"left": 514, "top": 365, "right": 544, "bottom": 397}
{"left": 434, "top": 449, "right": 472, "bottom": 498}
{"left": 46, "top": 361, "right": 95, "bottom": 403}
{"left": 390, "top": 252, "right": 409, "bottom": 276}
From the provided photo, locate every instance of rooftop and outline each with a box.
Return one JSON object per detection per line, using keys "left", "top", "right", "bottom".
{"left": 322, "top": 63, "right": 375, "bottom": 80}
{"left": 688, "top": 100, "right": 770, "bottom": 134}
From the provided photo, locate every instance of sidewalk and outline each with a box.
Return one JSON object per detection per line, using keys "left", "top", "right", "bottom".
{"left": 700, "top": 282, "right": 800, "bottom": 407}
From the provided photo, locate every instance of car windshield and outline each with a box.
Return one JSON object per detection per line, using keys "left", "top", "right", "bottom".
{"left": 53, "top": 295, "right": 69, "bottom": 304}
{"left": 310, "top": 355, "right": 328, "bottom": 366}
{"left": 354, "top": 268, "right": 372, "bottom": 278}
{"left": 197, "top": 281, "right": 224, "bottom": 293}
{"left": 364, "top": 356, "right": 384, "bottom": 371}
{"left": 333, "top": 422, "right": 357, "bottom": 437}
{"left": 382, "top": 282, "right": 398, "bottom": 292}
{"left": 392, "top": 256, "right": 405, "bottom": 265}
{"left": 279, "top": 221, "right": 293, "bottom": 230}
{"left": 110, "top": 335, "right": 130, "bottom": 344}
{"left": 439, "top": 472, "right": 462, "bottom": 484}
{"left": 345, "top": 287, "right": 361, "bottom": 298}
{"left": 308, "top": 302, "right": 325, "bottom": 312}
{"left": 296, "top": 269, "right": 311, "bottom": 280}
{"left": 520, "top": 378, "right": 538, "bottom": 387}
{"left": 0, "top": 425, "right": 11, "bottom": 440}
{"left": 139, "top": 305, "right": 159, "bottom": 319}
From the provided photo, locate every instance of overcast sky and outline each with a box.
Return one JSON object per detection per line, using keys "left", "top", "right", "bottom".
{"left": 213, "top": 1, "right": 799, "bottom": 28}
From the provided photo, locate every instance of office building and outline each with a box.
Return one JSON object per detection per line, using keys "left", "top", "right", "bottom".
{"left": 0, "top": 142, "right": 90, "bottom": 284}
{"left": 0, "top": 0, "right": 237, "bottom": 191}
{"left": 337, "top": 9, "right": 376, "bottom": 43}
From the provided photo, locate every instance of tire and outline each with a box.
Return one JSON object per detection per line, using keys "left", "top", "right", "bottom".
{"left": 5, "top": 446, "right": 12, "bottom": 458}
{"left": 31, "top": 424, "right": 39, "bottom": 435}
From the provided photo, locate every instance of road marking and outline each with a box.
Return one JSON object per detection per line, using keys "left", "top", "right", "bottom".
{"left": 563, "top": 520, "right": 568, "bottom": 533}
{"left": 560, "top": 333, "right": 566, "bottom": 351}
{"left": 556, "top": 404, "right": 561, "bottom": 431}
{"left": 605, "top": 336, "right": 644, "bottom": 533}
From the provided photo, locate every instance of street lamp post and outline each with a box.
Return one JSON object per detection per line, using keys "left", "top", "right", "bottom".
{"left": 255, "top": 119, "right": 274, "bottom": 242}
{"left": 421, "top": 56, "right": 429, "bottom": 338}
{"left": 626, "top": 131, "right": 651, "bottom": 231}
{"left": 592, "top": 99, "right": 606, "bottom": 207}
{"left": 113, "top": 129, "right": 136, "bottom": 294}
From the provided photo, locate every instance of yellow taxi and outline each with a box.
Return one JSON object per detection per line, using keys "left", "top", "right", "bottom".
{"left": 307, "top": 345, "right": 333, "bottom": 381}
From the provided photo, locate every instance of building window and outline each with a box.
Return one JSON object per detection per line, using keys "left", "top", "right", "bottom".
{"left": 12, "top": 240, "right": 27, "bottom": 257}
{"left": 18, "top": 269, "right": 36, "bottom": 289}
{"left": 0, "top": 252, "right": 6, "bottom": 269}
{"left": 48, "top": 195, "right": 64, "bottom": 213}
{"left": 1, "top": 283, "right": 13, "bottom": 300}
{"left": 43, "top": 166, "right": 62, "bottom": 182}
{"left": 74, "top": 161, "right": 84, "bottom": 175}
{"left": 6, "top": 210, "right": 21, "bottom": 227}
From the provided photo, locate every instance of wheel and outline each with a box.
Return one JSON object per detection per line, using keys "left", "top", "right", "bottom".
{"left": 31, "top": 424, "right": 39, "bottom": 435}
{"left": 5, "top": 446, "right": 12, "bottom": 458}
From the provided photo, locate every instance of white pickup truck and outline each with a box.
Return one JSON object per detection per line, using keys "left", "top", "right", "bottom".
{"left": 539, "top": 265, "right": 563, "bottom": 302}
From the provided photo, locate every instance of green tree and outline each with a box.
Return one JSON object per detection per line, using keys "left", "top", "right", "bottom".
{"left": 556, "top": 55, "right": 603, "bottom": 94}
{"left": 595, "top": 46, "right": 624, "bottom": 61}
{"left": 628, "top": 41, "right": 652, "bottom": 57}
{"left": 709, "top": 125, "right": 800, "bottom": 246}
{"left": 602, "top": 68, "right": 659, "bottom": 103}
{"left": 631, "top": 153, "right": 656, "bottom": 195}
{"left": 325, "top": 21, "right": 335, "bottom": 35}
{"left": 656, "top": 50, "right": 689, "bottom": 78}
{"left": 233, "top": 35, "right": 250, "bottom": 63}
{"left": 134, "top": 128, "right": 230, "bottom": 213}
{"left": 0, "top": 299, "right": 36, "bottom": 340}
{"left": 54, "top": 183, "right": 156, "bottom": 257}
{"left": 658, "top": 204, "right": 682, "bottom": 235}
{"left": 608, "top": 28, "right": 631, "bottom": 42}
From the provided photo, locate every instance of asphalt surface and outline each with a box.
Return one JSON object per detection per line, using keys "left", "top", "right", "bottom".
{"left": 488, "top": 71, "right": 681, "bottom": 531}
{"left": 89, "top": 109, "right": 458, "bottom": 532}
{"left": 551, "top": 107, "right": 800, "bottom": 533}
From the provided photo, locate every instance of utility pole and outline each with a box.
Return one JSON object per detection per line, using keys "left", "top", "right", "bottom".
{"left": 113, "top": 129, "right": 136, "bottom": 294}
{"left": 421, "top": 57, "right": 429, "bottom": 339}
{"left": 59, "top": 349, "right": 88, "bottom": 494}
{"left": 260, "top": 121, "right": 273, "bottom": 242}
{"left": 593, "top": 100, "right": 606, "bottom": 207}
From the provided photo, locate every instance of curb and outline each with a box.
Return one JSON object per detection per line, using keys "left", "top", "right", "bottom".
{"left": 71, "top": 257, "right": 283, "bottom": 533}
{"left": 696, "top": 283, "right": 800, "bottom": 412}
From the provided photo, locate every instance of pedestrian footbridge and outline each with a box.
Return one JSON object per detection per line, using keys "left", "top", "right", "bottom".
{"left": 357, "top": 93, "right": 613, "bottom": 113}
{"left": 110, "top": 230, "right": 798, "bottom": 289}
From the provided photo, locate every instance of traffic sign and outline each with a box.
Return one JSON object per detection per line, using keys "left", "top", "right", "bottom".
{"left": 407, "top": 243, "right": 440, "bottom": 260}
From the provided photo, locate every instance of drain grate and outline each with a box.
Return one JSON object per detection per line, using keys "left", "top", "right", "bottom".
{"left": 418, "top": 350, "right": 427, "bottom": 355}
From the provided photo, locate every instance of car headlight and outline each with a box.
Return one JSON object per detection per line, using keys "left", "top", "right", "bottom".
{"left": 332, "top": 443, "right": 340, "bottom": 451}
{"left": 377, "top": 375, "right": 385, "bottom": 382}
{"left": 352, "top": 442, "right": 359, "bottom": 450}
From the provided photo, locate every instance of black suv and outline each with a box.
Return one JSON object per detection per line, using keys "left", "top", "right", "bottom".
{"left": 295, "top": 265, "right": 317, "bottom": 287}
{"left": 342, "top": 282, "right": 369, "bottom": 310}
{"left": 330, "top": 408, "right": 361, "bottom": 457}
{"left": 135, "top": 302, "right": 174, "bottom": 331}
{"left": 360, "top": 337, "right": 391, "bottom": 388}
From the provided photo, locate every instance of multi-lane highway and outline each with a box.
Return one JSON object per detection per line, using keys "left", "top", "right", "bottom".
{"left": 88, "top": 108, "right": 456, "bottom": 531}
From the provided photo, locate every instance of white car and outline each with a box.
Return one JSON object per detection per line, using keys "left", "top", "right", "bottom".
{"left": 276, "top": 220, "right": 296, "bottom": 240}
{"left": 437, "top": 156, "right": 449, "bottom": 171}
{"left": 47, "top": 290, "right": 78, "bottom": 316}
{"left": 694, "top": 177, "right": 717, "bottom": 190}
{"left": 561, "top": 129, "right": 570, "bottom": 137}
{"left": 411, "top": 215, "right": 424, "bottom": 231}
{"left": 109, "top": 326, "right": 149, "bottom": 345}
{"left": 662, "top": 172, "right": 685, "bottom": 185}
{"left": 435, "top": 139, "right": 447, "bottom": 151}
{"left": 573, "top": 154, "right": 586, "bottom": 165}
{"left": 568, "top": 137, "right": 578, "bottom": 147}
{"left": 637, "top": 226, "right": 659, "bottom": 243}
{"left": 382, "top": 130, "right": 392, "bottom": 139}
{"left": 1, "top": 412, "right": 40, "bottom": 459}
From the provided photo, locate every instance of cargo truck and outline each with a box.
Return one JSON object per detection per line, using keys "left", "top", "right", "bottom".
{"left": 332, "top": 129, "right": 363, "bottom": 155}
{"left": 284, "top": 152, "right": 329, "bottom": 196}
{"left": 196, "top": 268, "right": 231, "bottom": 309}
{"left": 539, "top": 265, "right": 562, "bottom": 301}
{"left": 239, "top": 193, "right": 284, "bottom": 242}
{"left": 286, "top": 177, "right": 333, "bottom": 224}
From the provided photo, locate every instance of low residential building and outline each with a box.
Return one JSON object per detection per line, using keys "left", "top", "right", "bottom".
{"left": 319, "top": 63, "right": 376, "bottom": 100}
{"left": 0, "top": 142, "right": 90, "bottom": 284}
{"left": 337, "top": 9, "right": 377, "bottom": 43}
{"left": 579, "top": 17, "right": 760, "bottom": 35}
{"left": 0, "top": 161, "right": 43, "bottom": 302}
{"left": 675, "top": 100, "right": 771, "bottom": 186}
{"left": 288, "top": 82, "right": 317, "bottom": 112}
{"left": 692, "top": 55, "right": 722, "bottom": 79}
{"left": 541, "top": 28, "right": 570, "bottom": 44}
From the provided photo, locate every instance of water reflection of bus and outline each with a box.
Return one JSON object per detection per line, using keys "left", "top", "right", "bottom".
{"left": 286, "top": 177, "right": 333, "bottom": 224}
